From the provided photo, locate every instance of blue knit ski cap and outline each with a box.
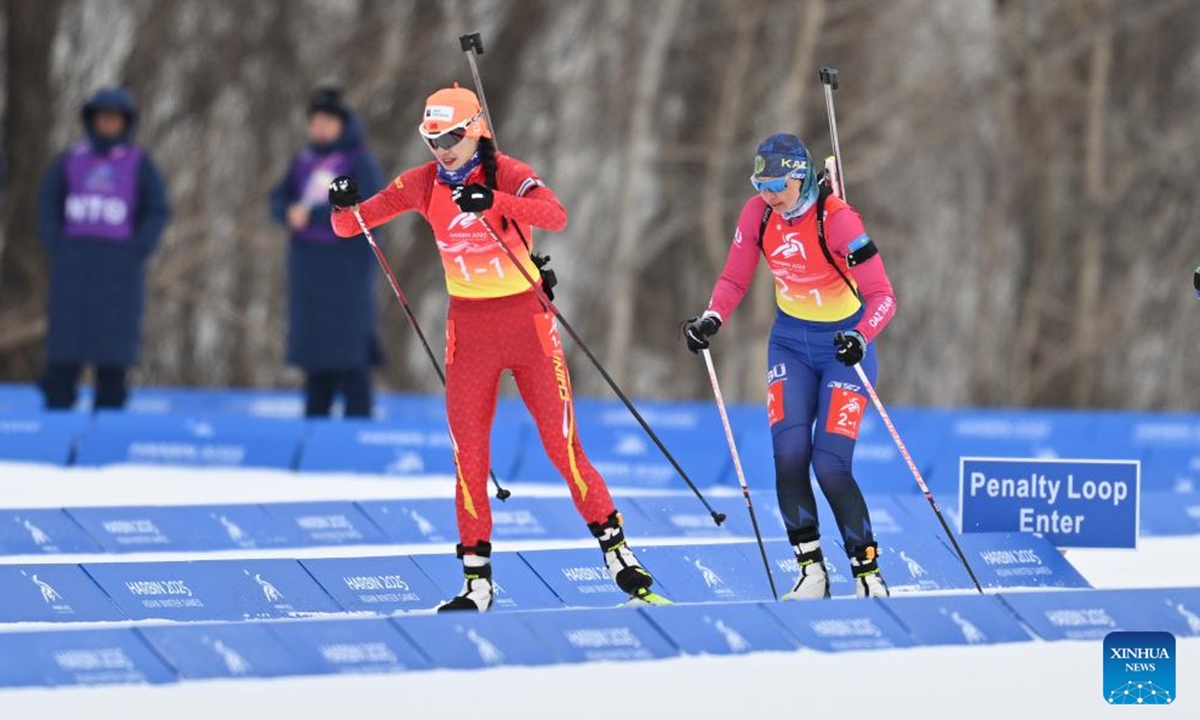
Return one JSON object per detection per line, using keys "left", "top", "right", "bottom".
{"left": 752, "top": 133, "right": 811, "bottom": 180}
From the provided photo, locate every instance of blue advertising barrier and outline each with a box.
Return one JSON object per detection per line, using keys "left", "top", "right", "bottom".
{"left": 267, "top": 618, "right": 430, "bottom": 674}
{"left": 960, "top": 457, "right": 1140, "bottom": 548}
{"left": 359, "top": 497, "right": 586, "bottom": 544}
{"left": 0, "top": 628, "right": 175, "bottom": 688}
{"left": 894, "top": 494, "right": 964, "bottom": 542}
{"left": 1000, "top": 587, "right": 1200, "bottom": 641}
{"left": 1092, "top": 412, "right": 1200, "bottom": 452}
{"left": 518, "top": 548, "right": 641, "bottom": 608}
{"left": 218, "top": 559, "right": 342, "bottom": 619}
{"left": 1157, "top": 586, "right": 1200, "bottom": 638}
{"left": 300, "top": 555, "right": 445, "bottom": 614}
{"left": 138, "top": 622, "right": 313, "bottom": 680}
{"left": 84, "top": 559, "right": 340, "bottom": 621}
{"left": 373, "top": 393, "right": 449, "bottom": 425}
{"left": 68, "top": 506, "right": 192, "bottom": 552}
{"left": 299, "top": 418, "right": 509, "bottom": 478}
{"left": 260, "top": 501, "right": 389, "bottom": 546}
{"left": 764, "top": 597, "right": 915, "bottom": 652}
{"left": 159, "top": 504, "right": 304, "bottom": 550}
{"left": 123, "top": 388, "right": 229, "bottom": 416}
{"left": 516, "top": 418, "right": 731, "bottom": 489}
{"left": 914, "top": 410, "right": 1097, "bottom": 495}
{"left": 954, "top": 532, "right": 1091, "bottom": 589}
{"left": 916, "top": 408, "right": 1094, "bottom": 458}
{"left": 302, "top": 418, "right": 456, "bottom": 476}
{"left": 880, "top": 594, "right": 1032, "bottom": 646}
{"left": 634, "top": 543, "right": 775, "bottom": 603}
{"left": 1139, "top": 492, "right": 1200, "bottom": 536}
{"left": 0, "top": 508, "right": 102, "bottom": 554}
{"left": 75, "top": 412, "right": 304, "bottom": 469}
{"left": 522, "top": 607, "right": 678, "bottom": 663}
{"left": 626, "top": 495, "right": 753, "bottom": 539}
{"left": 357, "top": 499, "right": 458, "bottom": 545}
{"left": 411, "top": 551, "right": 563, "bottom": 611}
{"left": 0, "top": 383, "right": 45, "bottom": 414}
{"left": 1142, "top": 449, "right": 1200, "bottom": 494}
{"left": 642, "top": 602, "right": 798, "bottom": 656}
{"left": 573, "top": 397, "right": 719, "bottom": 434}
{"left": 395, "top": 613, "right": 557, "bottom": 668}
{"left": 0, "top": 413, "right": 89, "bottom": 465}
{"left": 0, "top": 563, "right": 125, "bottom": 623}
{"left": 68, "top": 504, "right": 302, "bottom": 553}
{"left": 189, "top": 389, "right": 305, "bottom": 418}
{"left": 877, "top": 532, "right": 977, "bottom": 593}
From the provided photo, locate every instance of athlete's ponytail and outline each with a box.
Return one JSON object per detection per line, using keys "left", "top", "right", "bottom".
{"left": 477, "top": 137, "right": 507, "bottom": 230}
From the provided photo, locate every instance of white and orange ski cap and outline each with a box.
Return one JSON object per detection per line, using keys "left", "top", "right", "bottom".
{"left": 419, "top": 83, "right": 492, "bottom": 140}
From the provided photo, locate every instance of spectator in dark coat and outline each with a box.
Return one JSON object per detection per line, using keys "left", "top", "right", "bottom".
{"left": 270, "top": 87, "right": 384, "bottom": 418}
{"left": 38, "top": 88, "right": 170, "bottom": 410}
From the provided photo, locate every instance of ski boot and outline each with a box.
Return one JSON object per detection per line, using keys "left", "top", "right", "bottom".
{"left": 782, "top": 527, "right": 830, "bottom": 600}
{"left": 437, "top": 542, "right": 494, "bottom": 612}
{"left": 589, "top": 511, "right": 671, "bottom": 606}
{"left": 851, "top": 542, "right": 889, "bottom": 598}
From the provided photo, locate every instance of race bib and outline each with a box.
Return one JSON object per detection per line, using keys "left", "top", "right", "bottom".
{"left": 825, "top": 387, "right": 866, "bottom": 439}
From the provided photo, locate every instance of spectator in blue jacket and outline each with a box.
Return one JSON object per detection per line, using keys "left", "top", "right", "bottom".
{"left": 270, "top": 87, "right": 384, "bottom": 418}
{"left": 38, "top": 88, "right": 170, "bottom": 410}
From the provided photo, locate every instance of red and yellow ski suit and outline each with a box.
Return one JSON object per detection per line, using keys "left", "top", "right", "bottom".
{"left": 332, "top": 155, "right": 616, "bottom": 547}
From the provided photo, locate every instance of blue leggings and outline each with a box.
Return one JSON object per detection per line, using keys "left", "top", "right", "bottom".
{"left": 767, "top": 309, "right": 877, "bottom": 556}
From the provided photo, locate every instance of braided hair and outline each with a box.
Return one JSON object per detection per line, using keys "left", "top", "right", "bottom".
{"left": 477, "top": 137, "right": 508, "bottom": 230}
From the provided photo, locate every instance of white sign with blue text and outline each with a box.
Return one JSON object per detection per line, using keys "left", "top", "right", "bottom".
{"left": 960, "top": 457, "right": 1139, "bottom": 549}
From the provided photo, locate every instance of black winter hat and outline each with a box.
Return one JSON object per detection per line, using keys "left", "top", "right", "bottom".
{"left": 308, "top": 86, "right": 349, "bottom": 120}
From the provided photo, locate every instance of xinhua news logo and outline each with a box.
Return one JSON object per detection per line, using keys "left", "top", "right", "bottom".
{"left": 1104, "top": 631, "right": 1175, "bottom": 705}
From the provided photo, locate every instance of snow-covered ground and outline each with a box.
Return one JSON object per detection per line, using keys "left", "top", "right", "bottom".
{"left": 0, "top": 462, "right": 1195, "bottom": 719}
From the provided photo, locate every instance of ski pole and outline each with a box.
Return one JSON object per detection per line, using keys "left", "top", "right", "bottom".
{"left": 842, "top": 352, "right": 983, "bottom": 593}
{"left": 820, "top": 68, "right": 982, "bottom": 591}
{"left": 472, "top": 212, "right": 726, "bottom": 526}
{"left": 459, "top": 33, "right": 500, "bottom": 151}
{"left": 701, "top": 349, "right": 778, "bottom": 599}
{"left": 350, "top": 209, "right": 512, "bottom": 501}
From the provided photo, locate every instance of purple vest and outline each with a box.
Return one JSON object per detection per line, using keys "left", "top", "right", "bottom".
{"left": 290, "top": 148, "right": 359, "bottom": 243}
{"left": 63, "top": 141, "right": 143, "bottom": 242}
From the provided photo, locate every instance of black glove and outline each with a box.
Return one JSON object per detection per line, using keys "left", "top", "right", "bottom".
{"left": 684, "top": 313, "right": 721, "bottom": 354}
{"left": 834, "top": 331, "right": 866, "bottom": 367}
{"left": 452, "top": 183, "right": 494, "bottom": 213}
{"left": 533, "top": 252, "right": 558, "bottom": 301}
{"left": 328, "top": 175, "right": 360, "bottom": 208}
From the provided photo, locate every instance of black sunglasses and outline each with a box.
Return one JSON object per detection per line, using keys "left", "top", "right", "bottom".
{"left": 426, "top": 129, "right": 467, "bottom": 150}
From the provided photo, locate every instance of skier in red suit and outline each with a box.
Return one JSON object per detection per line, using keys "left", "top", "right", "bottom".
{"left": 328, "top": 85, "right": 667, "bottom": 611}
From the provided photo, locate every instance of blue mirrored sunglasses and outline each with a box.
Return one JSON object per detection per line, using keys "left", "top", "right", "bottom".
{"left": 750, "top": 176, "right": 789, "bottom": 194}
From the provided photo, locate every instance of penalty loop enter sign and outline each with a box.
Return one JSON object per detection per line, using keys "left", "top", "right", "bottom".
{"left": 959, "top": 457, "right": 1139, "bottom": 549}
